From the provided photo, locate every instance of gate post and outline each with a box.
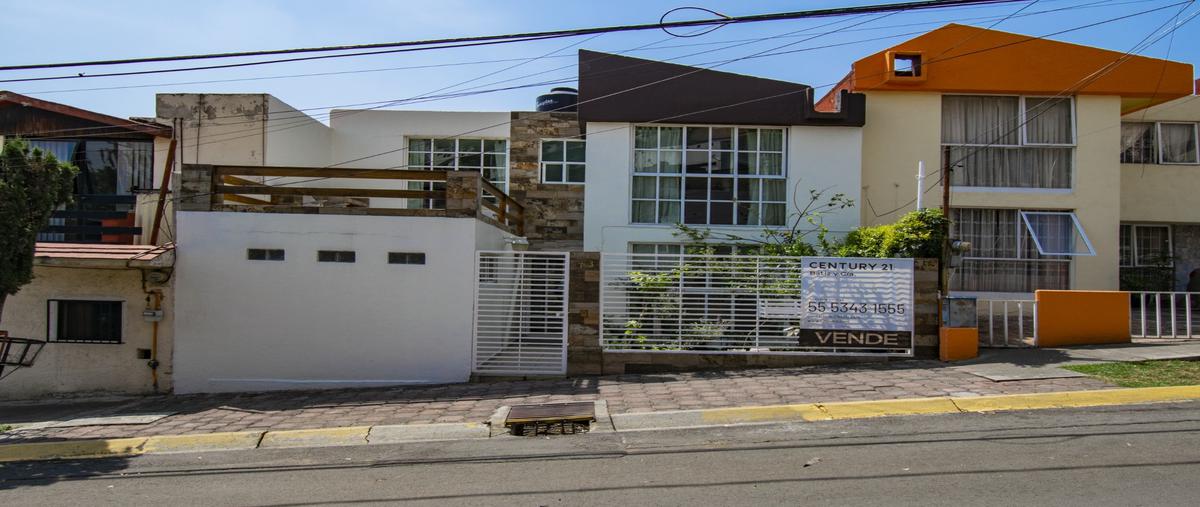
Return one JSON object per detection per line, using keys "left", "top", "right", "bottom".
{"left": 566, "top": 252, "right": 603, "bottom": 375}
{"left": 914, "top": 258, "right": 941, "bottom": 359}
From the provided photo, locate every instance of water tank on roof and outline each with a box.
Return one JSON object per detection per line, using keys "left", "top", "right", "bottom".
{"left": 536, "top": 87, "right": 578, "bottom": 112}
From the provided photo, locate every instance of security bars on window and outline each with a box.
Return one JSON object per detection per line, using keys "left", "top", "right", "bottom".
{"left": 632, "top": 125, "right": 786, "bottom": 226}
{"left": 600, "top": 253, "right": 911, "bottom": 356}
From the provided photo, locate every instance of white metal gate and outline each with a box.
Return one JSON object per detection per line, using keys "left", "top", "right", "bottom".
{"left": 472, "top": 251, "right": 569, "bottom": 375}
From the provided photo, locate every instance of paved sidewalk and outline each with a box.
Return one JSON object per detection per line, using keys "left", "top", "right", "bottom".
{"left": 1, "top": 359, "right": 1112, "bottom": 444}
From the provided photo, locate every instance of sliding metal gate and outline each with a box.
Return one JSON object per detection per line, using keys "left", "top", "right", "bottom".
{"left": 472, "top": 251, "right": 570, "bottom": 376}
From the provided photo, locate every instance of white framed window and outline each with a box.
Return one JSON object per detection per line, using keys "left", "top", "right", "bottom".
{"left": 951, "top": 208, "right": 1075, "bottom": 293}
{"left": 540, "top": 139, "right": 585, "bottom": 184}
{"left": 1018, "top": 211, "right": 1095, "bottom": 256}
{"left": 632, "top": 125, "right": 786, "bottom": 227}
{"left": 1120, "top": 122, "right": 1199, "bottom": 164}
{"left": 406, "top": 137, "right": 509, "bottom": 193}
{"left": 1120, "top": 224, "right": 1172, "bottom": 267}
{"left": 942, "top": 95, "right": 1074, "bottom": 189}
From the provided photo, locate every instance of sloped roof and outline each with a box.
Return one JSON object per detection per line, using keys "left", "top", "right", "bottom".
{"left": 0, "top": 90, "right": 171, "bottom": 137}
{"left": 577, "top": 50, "right": 864, "bottom": 126}
{"left": 34, "top": 242, "right": 175, "bottom": 268}
{"left": 831, "top": 24, "right": 1194, "bottom": 113}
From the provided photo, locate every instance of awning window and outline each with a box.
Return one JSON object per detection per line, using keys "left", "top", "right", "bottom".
{"left": 1019, "top": 211, "right": 1095, "bottom": 256}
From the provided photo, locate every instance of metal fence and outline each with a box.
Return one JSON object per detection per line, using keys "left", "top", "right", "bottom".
{"left": 472, "top": 251, "right": 570, "bottom": 376}
{"left": 599, "top": 253, "right": 913, "bottom": 356}
{"left": 977, "top": 299, "right": 1038, "bottom": 348}
{"left": 1130, "top": 292, "right": 1199, "bottom": 339}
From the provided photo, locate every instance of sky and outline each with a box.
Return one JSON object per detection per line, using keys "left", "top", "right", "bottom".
{"left": 0, "top": 0, "right": 1196, "bottom": 121}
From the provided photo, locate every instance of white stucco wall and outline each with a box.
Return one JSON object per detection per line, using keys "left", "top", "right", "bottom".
{"left": 173, "top": 212, "right": 509, "bottom": 393}
{"left": 0, "top": 267, "right": 173, "bottom": 400}
{"left": 330, "top": 110, "right": 510, "bottom": 170}
{"left": 582, "top": 122, "right": 863, "bottom": 252}
{"left": 265, "top": 95, "right": 333, "bottom": 167}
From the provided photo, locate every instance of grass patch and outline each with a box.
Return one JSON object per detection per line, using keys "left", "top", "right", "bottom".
{"left": 1064, "top": 360, "right": 1200, "bottom": 388}
{"left": 0, "top": 424, "right": 10, "bottom": 432}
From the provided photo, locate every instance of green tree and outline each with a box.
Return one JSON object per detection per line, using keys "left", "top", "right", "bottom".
{"left": 0, "top": 139, "right": 77, "bottom": 327}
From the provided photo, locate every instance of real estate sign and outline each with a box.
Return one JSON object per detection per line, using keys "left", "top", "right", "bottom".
{"left": 761, "top": 257, "right": 914, "bottom": 351}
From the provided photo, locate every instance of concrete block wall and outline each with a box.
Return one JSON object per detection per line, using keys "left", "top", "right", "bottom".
{"left": 566, "top": 255, "right": 941, "bottom": 375}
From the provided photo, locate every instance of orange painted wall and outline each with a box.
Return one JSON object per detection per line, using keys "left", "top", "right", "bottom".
{"left": 1035, "top": 290, "right": 1131, "bottom": 347}
{"left": 939, "top": 327, "right": 979, "bottom": 361}
{"left": 847, "top": 24, "right": 1193, "bottom": 110}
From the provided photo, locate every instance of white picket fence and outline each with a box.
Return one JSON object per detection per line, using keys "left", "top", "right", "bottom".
{"left": 1129, "top": 292, "right": 1199, "bottom": 339}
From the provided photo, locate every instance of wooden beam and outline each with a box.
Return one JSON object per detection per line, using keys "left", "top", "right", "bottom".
{"left": 215, "top": 185, "right": 443, "bottom": 200}
{"left": 149, "top": 138, "right": 176, "bottom": 245}
{"left": 215, "top": 165, "right": 447, "bottom": 181}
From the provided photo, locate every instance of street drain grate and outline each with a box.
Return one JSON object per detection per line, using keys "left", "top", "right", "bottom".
{"left": 505, "top": 401, "right": 594, "bottom": 437}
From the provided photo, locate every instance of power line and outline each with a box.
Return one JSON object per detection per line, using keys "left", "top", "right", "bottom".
{"left": 0, "top": 0, "right": 1023, "bottom": 76}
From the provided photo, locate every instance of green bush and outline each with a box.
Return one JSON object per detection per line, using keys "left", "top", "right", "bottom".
{"left": 836, "top": 208, "right": 948, "bottom": 259}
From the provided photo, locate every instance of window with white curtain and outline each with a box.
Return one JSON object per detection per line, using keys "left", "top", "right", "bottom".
{"left": 1120, "top": 122, "right": 1199, "bottom": 164}
{"left": 951, "top": 208, "right": 1072, "bottom": 293}
{"left": 942, "top": 95, "right": 1074, "bottom": 189}
{"left": 632, "top": 125, "right": 786, "bottom": 226}
{"left": 1119, "top": 224, "right": 1172, "bottom": 267}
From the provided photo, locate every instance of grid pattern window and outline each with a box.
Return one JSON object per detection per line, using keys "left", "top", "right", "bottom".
{"left": 388, "top": 252, "right": 426, "bottom": 265}
{"left": 630, "top": 243, "right": 746, "bottom": 255}
{"left": 247, "top": 248, "right": 285, "bottom": 261}
{"left": 632, "top": 126, "right": 786, "bottom": 226}
{"left": 47, "top": 300, "right": 122, "bottom": 343}
{"left": 1120, "top": 122, "right": 1199, "bottom": 164}
{"left": 941, "top": 96, "right": 1074, "bottom": 189}
{"left": 406, "top": 138, "right": 508, "bottom": 207}
{"left": 951, "top": 208, "right": 1071, "bottom": 293}
{"left": 1120, "top": 224, "right": 1172, "bottom": 267}
{"left": 540, "top": 139, "right": 585, "bottom": 184}
{"left": 317, "top": 250, "right": 356, "bottom": 263}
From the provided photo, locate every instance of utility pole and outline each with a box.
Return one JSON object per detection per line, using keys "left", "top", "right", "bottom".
{"left": 940, "top": 145, "right": 953, "bottom": 296}
{"left": 916, "top": 161, "right": 925, "bottom": 210}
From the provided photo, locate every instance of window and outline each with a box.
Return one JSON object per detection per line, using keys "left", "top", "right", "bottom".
{"left": 891, "top": 53, "right": 922, "bottom": 77}
{"left": 951, "top": 208, "right": 1072, "bottom": 293}
{"left": 406, "top": 137, "right": 508, "bottom": 192}
{"left": 630, "top": 243, "right": 683, "bottom": 255}
{"left": 1120, "top": 122, "right": 1199, "bottom": 164}
{"left": 247, "top": 248, "right": 285, "bottom": 261}
{"left": 317, "top": 250, "right": 356, "bottom": 263}
{"left": 47, "top": 300, "right": 122, "bottom": 343}
{"left": 632, "top": 125, "right": 786, "bottom": 226}
{"left": 1120, "top": 224, "right": 1172, "bottom": 267}
{"left": 1018, "top": 211, "right": 1095, "bottom": 256}
{"left": 29, "top": 139, "right": 155, "bottom": 195}
{"left": 540, "top": 139, "right": 585, "bottom": 184}
{"left": 942, "top": 96, "right": 1073, "bottom": 189}
{"left": 388, "top": 252, "right": 426, "bottom": 265}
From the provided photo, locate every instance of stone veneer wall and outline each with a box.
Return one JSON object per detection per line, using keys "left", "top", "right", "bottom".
{"left": 567, "top": 254, "right": 941, "bottom": 375}
{"left": 508, "top": 111, "right": 585, "bottom": 251}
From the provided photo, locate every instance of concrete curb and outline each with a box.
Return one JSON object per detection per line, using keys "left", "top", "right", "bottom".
{"left": 4, "top": 385, "right": 1199, "bottom": 463}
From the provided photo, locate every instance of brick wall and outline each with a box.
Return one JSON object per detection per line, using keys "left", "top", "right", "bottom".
{"left": 508, "top": 112, "right": 584, "bottom": 251}
{"left": 566, "top": 255, "right": 941, "bottom": 375}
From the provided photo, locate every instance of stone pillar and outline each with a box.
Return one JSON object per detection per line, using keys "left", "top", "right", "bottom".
{"left": 178, "top": 164, "right": 214, "bottom": 212}
{"left": 913, "top": 258, "right": 941, "bottom": 359}
{"left": 444, "top": 171, "right": 480, "bottom": 218}
{"left": 566, "top": 251, "right": 603, "bottom": 375}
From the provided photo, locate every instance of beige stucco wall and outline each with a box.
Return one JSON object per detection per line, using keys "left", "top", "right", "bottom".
{"left": 1120, "top": 95, "right": 1200, "bottom": 223}
{"left": 0, "top": 267, "right": 173, "bottom": 400}
{"left": 859, "top": 92, "right": 1123, "bottom": 291}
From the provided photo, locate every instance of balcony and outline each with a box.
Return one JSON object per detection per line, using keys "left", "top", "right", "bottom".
{"left": 178, "top": 164, "right": 525, "bottom": 235}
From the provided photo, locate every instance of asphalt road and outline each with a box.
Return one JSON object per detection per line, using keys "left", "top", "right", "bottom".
{"left": 3, "top": 401, "right": 1200, "bottom": 506}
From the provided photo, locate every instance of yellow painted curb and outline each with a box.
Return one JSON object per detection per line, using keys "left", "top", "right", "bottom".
{"left": 0, "top": 437, "right": 147, "bottom": 463}
{"left": 700, "top": 404, "right": 827, "bottom": 424}
{"left": 819, "top": 397, "right": 961, "bottom": 420}
{"left": 142, "top": 431, "right": 265, "bottom": 454}
{"left": 258, "top": 426, "right": 371, "bottom": 449}
{"left": 953, "top": 385, "right": 1200, "bottom": 413}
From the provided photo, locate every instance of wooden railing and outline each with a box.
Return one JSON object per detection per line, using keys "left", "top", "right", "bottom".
{"left": 180, "top": 164, "right": 525, "bottom": 235}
